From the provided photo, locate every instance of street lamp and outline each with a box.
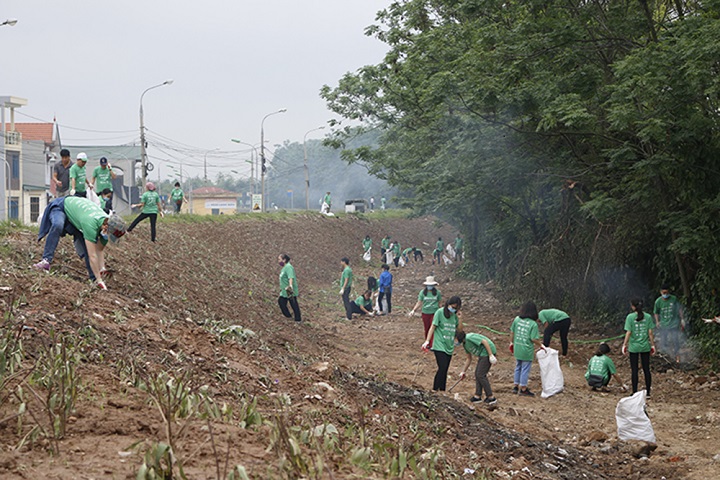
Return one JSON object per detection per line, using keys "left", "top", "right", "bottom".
{"left": 303, "top": 125, "right": 325, "bottom": 210}
{"left": 230, "top": 139, "right": 260, "bottom": 195}
{"left": 204, "top": 147, "right": 219, "bottom": 184}
{"left": 0, "top": 19, "right": 18, "bottom": 27}
{"left": 260, "top": 108, "right": 287, "bottom": 212}
{"left": 139, "top": 79, "right": 173, "bottom": 187}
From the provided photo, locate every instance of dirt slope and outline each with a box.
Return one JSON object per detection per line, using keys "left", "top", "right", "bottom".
{"left": 0, "top": 213, "right": 717, "bottom": 479}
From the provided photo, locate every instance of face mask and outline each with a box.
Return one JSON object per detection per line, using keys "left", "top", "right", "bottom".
{"left": 426, "top": 286, "right": 434, "bottom": 291}
{"left": 100, "top": 232, "right": 108, "bottom": 241}
{"left": 448, "top": 306, "right": 457, "bottom": 313}
{"left": 278, "top": 261, "right": 285, "bottom": 266}
{"left": 662, "top": 293, "right": 670, "bottom": 299}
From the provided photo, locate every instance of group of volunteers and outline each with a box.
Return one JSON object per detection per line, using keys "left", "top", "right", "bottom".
{"left": 34, "top": 150, "right": 188, "bottom": 288}
{"left": 362, "top": 233, "right": 464, "bottom": 268}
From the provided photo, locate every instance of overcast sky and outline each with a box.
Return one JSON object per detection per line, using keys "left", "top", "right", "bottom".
{"left": 2, "top": 0, "right": 390, "bottom": 177}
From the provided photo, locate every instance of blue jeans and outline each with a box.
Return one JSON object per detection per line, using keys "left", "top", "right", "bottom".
{"left": 40, "top": 199, "right": 95, "bottom": 281}
{"left": 514, "top": 360, "right": 532, "bottom": 387}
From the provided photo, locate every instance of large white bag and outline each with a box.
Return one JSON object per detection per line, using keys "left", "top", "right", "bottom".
{"left": 536, "top": 348, "right": 564, "bottom": 398}
{"left": 616, "top": 390, "right": 655, "bottom": 442}
{"left": 442, "top": 254, "right": 453, "bottom": 265}
{"left": 363, "top": 247, "right": 371, "bottom": 262}
{"left": 446, "top": 244, "right": 456, "bottom": 258}
{"left": 385, "top": 251, "right": 394, "bottom": 265}
{"left": 86, "top": 187, "right": 102, "bottom": 208}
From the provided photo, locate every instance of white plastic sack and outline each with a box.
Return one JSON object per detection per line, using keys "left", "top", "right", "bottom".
{"left": 363, "top": 248, "right": 371, "bottom": 262}
{"left": 446, "top": 244, "right": 456, "bottom": 258}
{"left": 398, "top": 256, "right": 406, "bottom": 267}
{"left": 385, "top": 251, "right": 394, "bottom": 265}
{"left": 616, "top": 390, "right": 655, "bottom": 442}
{"left": 320, "top": 202, "right": 330, "bottom": 214}
{"left": 442, "top": 254, "right": 453, "bottom": 265}
{"left": 536, "top": 347, "right": 564, "bottom": 398}
{"left": 86, "top": 187, "right": 102, "bottom": 208}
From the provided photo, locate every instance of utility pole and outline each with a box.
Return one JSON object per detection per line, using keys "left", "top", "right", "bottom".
{"left": 139, "top": 80, "right": 173, "bottom": 187}
{"left": 260, "top": 109, "right": 286, "bottom": 212}
{"left": 303, "top": 126, "right": 325, "bottom": 210}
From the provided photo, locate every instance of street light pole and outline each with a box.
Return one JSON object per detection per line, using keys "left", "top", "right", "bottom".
{"left": 139, "top": 79, "right": 173, "bottom": 187}
{"left": 260, "top": 108, "right": 287, "bottom": 212}
{"left": 204, "top": 147, "right": 219, "bottom": 184}
{"left": 303, "top": 126, "right": 325, "bottom": 210}
{"left": 230, "top": 139, "right": 261, "bottom": 195}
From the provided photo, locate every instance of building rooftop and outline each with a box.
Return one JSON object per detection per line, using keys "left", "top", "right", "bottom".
{"left": 4, "top": 123, "right": 54, "bottom": 143}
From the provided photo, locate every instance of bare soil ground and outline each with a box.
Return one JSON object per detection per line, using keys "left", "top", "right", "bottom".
{"left": 0, "top": 213, "right": 718, "bottom": 479}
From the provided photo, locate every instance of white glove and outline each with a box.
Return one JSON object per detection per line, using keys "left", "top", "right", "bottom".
{"left": 70, "top": 189, "right": 76, "bottom": 196}
{"left": 459, "top": 371, "right": 466, "bottom": 380}
{"left": 97, "top": 280, "right": 107, "bottom": 290}
{"left": 408, "top": 310, "right": 415, "bottom": 317}
{"left": 338, "top": 288, "right": 344, "bottom": 295}
{"left": 88, "top": 183, "right": 94, "bottom": 190}
{"left": 421, "top": 341, "right": 430, "bottom": 351}
{"left": 622, "top": 344, "right": 628, "bottom": 355}
{"left": 489, "top": 354, "right": 497, "bottom": 365}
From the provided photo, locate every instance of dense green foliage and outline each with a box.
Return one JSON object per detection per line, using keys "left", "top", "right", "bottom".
{"left": 322, "top": 0, "right": 720, "bottom": 359}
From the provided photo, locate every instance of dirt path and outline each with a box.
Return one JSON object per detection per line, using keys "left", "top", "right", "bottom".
{"left": 309, "top": 257, "right": 720, "bottom": 479}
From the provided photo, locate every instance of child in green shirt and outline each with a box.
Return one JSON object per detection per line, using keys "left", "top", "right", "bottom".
{"left": 585, "top": 343, "right": 626, "bottom": 392}
{"left": 510, "top": 301, "right": 546, "bottom": 397}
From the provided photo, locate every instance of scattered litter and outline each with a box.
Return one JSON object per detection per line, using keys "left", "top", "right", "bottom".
{"left": 314, "top": 382, "right": 335, "bottom": 392}
{"left": 118, "top": 451, "right": 133, "bottom": 458}
{"left": 0, "top": 286, "right": 12, "bottom": 291}
{"left": 463, "top": 468, "right": 475, "bottom": 475}
{"left": 543, "top": 462, "right": 559, "bottom": 472}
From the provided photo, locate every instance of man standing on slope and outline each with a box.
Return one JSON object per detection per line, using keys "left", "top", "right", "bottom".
{"left": 339, "top": 257, "right": 353, "bottom": 320}
{"left": 278, "top": 253, "right": 301, "bottom": 322}
{"left": 33, "top": 196, "right": 126, "bottom": 289}
{"left": 52, "top": 149, "right": 73, "bottom": 198}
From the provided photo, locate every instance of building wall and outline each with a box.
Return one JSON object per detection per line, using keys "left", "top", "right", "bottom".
{"left": 189, "top": 196, "right": 238, "bottom": 215}
{"left": 22, "top": 189, "right": 46, "bottom": 224}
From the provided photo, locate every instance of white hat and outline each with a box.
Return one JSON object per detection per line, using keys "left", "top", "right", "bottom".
{"left": 76, "top": 152, "right": 88, "bottom": 161}
{"left": 423, "top": 276, "right": 438, "bottom": 286}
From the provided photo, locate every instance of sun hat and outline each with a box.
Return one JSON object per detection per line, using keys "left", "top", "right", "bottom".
{"left": 107, "top": 214, "right": 127, "bottom": 243}
{"left": 76, "top": 152, "right": 88, "bottom": 161}
{"left": 423, "top": 276, "right": 439, "bottom": 286}
{"left": 146, "top": 182, "right": 156, "bottom": 191}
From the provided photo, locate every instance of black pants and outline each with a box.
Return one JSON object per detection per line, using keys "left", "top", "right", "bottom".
{"left": 341, "top": 289, "right": 352, "bottom": 320}
{"left": 174, "top": 201, "right": 182, "bottom": 213}
{"left": 128, "top": 212, "right": 158, "bottom": 242}
{"left": 103, "top": 192, "right": 113, "bottom": 213}
{"left": 414, "top": 251, "right": 424, "bottom": 262}
{"left": 432, "top": 350, "right": 452, "bottom": 391}
{"left": 629, "top": 351, "right": 651, "bottom": 395}
{"left": 380, "top": 248, "right": 386, "bottom": 259}
{"left": 350, "top": 301, "right": 371, "bottom": 315}
{"left": 393, "top": 256, "right": 399, "bottom": 267}
{"left": 543, "top": 317, "right": 571, "bottom": 356}
{"left": 278, "top": 296, "right": 301, "bottom": 322}
{"left": 378, "top": 290, "right": 392, "bottom": 313}
{"left": 475, "top": 356, "right": 493, "bottom": 398}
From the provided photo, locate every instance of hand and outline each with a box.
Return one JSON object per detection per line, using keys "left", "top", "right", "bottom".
{"left": 622, "top": 344, "right": 628, "bottom": 355}
{"left": 489, "top": 354, "right": 498, "bottom": 365}
{"left": 160, "top": 211, "right": 165, "bottom": 218}
{"left": 369, "top": 312, "right": 375, "bottom": 317}
{"left": 421, "top": 341, "right": 430, "bottom": 352}
{"left": 459, "top": 371, "right": 466, "bottom": 380}
{"left": 338, "top": 288, "right": 344, "bottom": 295}
{"left": 509, "top": 343, "right": 514, "bottom": 354}
{"left": 620, "top": 384, "right": 628, "bottom": 392}
{"left": 650, "top": 345, "right": 656, "bottom": 355}
{"left": 70, "top": 189, "right": 76, "bottom": 196}
{"left": 408, "top": 310, "right": 415, "bottom": 317}
{"left": 88, "top": 183, "right": 94, "bottom": 190}
{"left": 97, "top": 280, "right": 107, "bottom": 290}
{"left": 285, "top": 286, "right": 294, "bottom": 296}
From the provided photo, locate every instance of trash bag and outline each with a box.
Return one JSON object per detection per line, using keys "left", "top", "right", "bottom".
{"left": 320, "top": 202, "right": 330, "bottom": 214}
{"left": 398, "top": 256, "right": 406, "bottom": 267}
{"left": 442, "top": 254, "right": 453, "bottom": 265}
{"left": 363, "top": 248, "right": 371, "bottom": 262}
{"left": 616, "top": 390, "right": 655, "bottom": 442}
{"left": 86, "top": 187, "right": 102, "bottom": 208}
{"left": 536, "top": 347, "right": 564, "bottom": 398}
{"left": 446, "top": 244, "right": 456, "bottom": 258}
{"left": 385, "top": 251, "right": 394, "bottom": 265}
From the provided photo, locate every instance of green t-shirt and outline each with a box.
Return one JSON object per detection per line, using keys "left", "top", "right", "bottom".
{"left": 141, "top": 191, "right": 161, "bottom": 214}
{"left": 63, "top": 196, "right": 108, "bottom": 244}
{"left": 510, "top": 316, "right": 540, "bottom": 362}
{"left": 624, "top": 312, "right": 654, "bottom": 353}
{"left": 355, "top": 295, "right": 370, "bottom": 309}
{"left": 323, "top": 194, "right": 331, "bottom": 205}
{"left": 69, "top": 163, "right": 87, "bottom": 192}
{"left": 392, "top": 243, "right": 401, "bottom": 255}
{"left": 363, "top": 238, "right": 372, "bottom": 251}
{"left": 431, "top": 308, "right": 459, "bottom": 355}
{"left": 279, "top": 263, "right": 298, "bottom": 298}
{"left": 585, "top": 354, "right": 616, "bottom": 383}
{"left": 170, "top": 187, "right": 184, "bottom": 203}
{"left": 538, "top": 309, "right": 569, "bottom": 325}
{"left": 418, "top": 288, "right": 441, "bottom": 314}
{"left": 381, "top": 237, "right": 390, "bottom": 249}
{"left": 92, "top": 166, "right": 113, "bottom": 192}
{"left": 340, "top": 266, "right": 353, "bottom": 292}
{"left": 454, "top": 237, "right": 463, "bottom": 251}
{"left": 402, "top": 247, "right": 413, "bottom": 256}
{"left": 436, "top": 240, "right": 443, "bottom": 252}
{"left": 464, "top": 333, "right": 497, "bottom": 357}
{"left": 654, "top": 295, "right": 681, "bottom": 329}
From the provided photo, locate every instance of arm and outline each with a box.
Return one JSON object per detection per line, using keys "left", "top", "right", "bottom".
{"left": 457, "top": 311, "right": 464, "bottom": 332}
{"left": 622, "top": 331, "right": 631, "bottom": 354}
{"left": 157, "top": 200, "right": 164, "bottom": 217}
{"left": 654, "top": 312, "right": 660, "bottom": 328}
{"left": 649, "top": 329, "right": 656, "bottom": 354}
{"left": 460, "top": 352, "right": 473, "bottom": 379}
{"left": 409, "top": 299, "right": 422, "bottom": 315}
{"left": 422, "top": 324, "right": 437, "bottom": 349}
{"left": 132, "top": 202, "right": 146, "bottom": 209}
{"left": 481, "top": 339, "right": 493, "bottom": 356}
{"left": 532, "top": 338, "right": 546, "bottom": 351}
{"left": 85, "top": 239, "right": 103, "bottom": 285}
{"left": 52, "top": 170, "right": 61, "bottom": 186}
{"left": 109, "top": 165, "right": 117, "bottom": 180}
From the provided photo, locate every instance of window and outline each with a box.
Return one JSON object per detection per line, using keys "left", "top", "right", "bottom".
{"left": 9, "top": 197, "right": 19, "bottom": 220}
{"left": 30, "top": 197, "right": 40, "bottom": 223}
{"left": 8, "top": 152, "right": 20, "bottom": 190}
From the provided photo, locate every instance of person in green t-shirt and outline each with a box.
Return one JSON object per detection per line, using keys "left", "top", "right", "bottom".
{"left": 380, "top": 196, "right": 386, "bottom": 210}
{"left": 321, "top": 191, "right": 332, "bottom": 214}
{"left": 69, "top": 152, "right": 88, "bottom": 197}
{"left": 510, "top": 301, "right": 546, "bottom": 397}
{"left": 89, "top": 157, "right": 116, "bottom": 212}
{"left": 362, "top": 235, "right": 372, "bottom": 253}
{"left": 401, "top": 247, "right": 413, "bottom": 264}
{"left": 422, "top": 296, "right": 463, "bottom": 392}
{"left": 456, "top": 331, "right": 498, "bottom": 404}
{"left": 585, "top": 343, "right": 626, "bottom": 391}
{"left": 653, "top": 284, "right": 685, "bottom": 363}
{"left": 128, "top": 182, "right": 164, "bottom": 242}
{"left": 539, "top": 308, "right": 572, "bottom": 356}
{"left": 339, "top": 257, "right": 354, "bottom": 320}
{"left": 351, "top": 290, "right": 375, "bottom": 317}
{"left": 409, "top": 276, "right": 442, "bottom": 342}
{"left": 33, "top": 196, "right": 126, "bottom": 289}
{"left": 454, "top": 235, "right": 463, "bottom": 261}
{"left": 433, "top": 237, "right": 443, "bottom": 265}
{"left": 391, "top": 241, "right": 401, "bottom": 267}
{"left": 278, "top": 253, "right": 301, "bottom": 322}
{"left": 170, "top": 182, "right": 184, "bottom": 214}
{"left": 622, "top": 298, "right": 656, "bottom": 396}
{"left": 380, "top": 235, "right": 390, "bottom": 259}
{"left": 412, "top": 247, "right": 424, "bottom": 263}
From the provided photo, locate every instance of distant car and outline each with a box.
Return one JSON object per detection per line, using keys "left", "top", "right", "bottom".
{"left": 344, "top": 199, "right": 368, "bottom": 213}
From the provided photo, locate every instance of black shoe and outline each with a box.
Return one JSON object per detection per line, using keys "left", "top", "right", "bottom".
{"left": 512, "top": 386, "right": 519, "bottom": 394}
{"left": 484, "top": 397, "right": 497, "bottom": 405}
{"left": 519, "top": 389, "right": 535, "bottom": 397}
{"left": 469, "top": 396, "right": 482, "bottom": 403}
